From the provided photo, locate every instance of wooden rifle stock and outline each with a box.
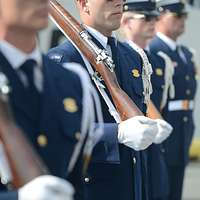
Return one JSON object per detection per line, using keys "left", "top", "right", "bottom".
{"left": 0, "top": 74, "right": 47, "bottom": 188}
{"left": 49, "top": 0, "right": 143, "bottom": 121}
{"left": 146, "top": 100, "right": 163, "bottom": 120}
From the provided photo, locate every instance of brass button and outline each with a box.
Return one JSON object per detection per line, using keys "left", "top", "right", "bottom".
{"left": 182, "top": 100, "right": 189, "bottom": 110}
{"left": 37, "top": 134, "right": 48, "bottom": 147}
{"left": 132, "top": 69, "right": 140, "bottom": 78}
{"left": 185, "top": 75, "right": 190, "bottom": 81}
{"left": 63, "top": 98, "right": 78, "bottom": 113}
{"left": 183, "top": 116, "right": 188, "bottom": 122}
{"left": 84, "top": 177, "right": 90, "bottom": 183}
{"left": 155, "top": 68, "right": 163, "bottom": 76}
{"left": 75, "top": 132, "right": 81, "bottom": 141}
{"left": 186, "top": 89, "right": 191, "bottom": 95}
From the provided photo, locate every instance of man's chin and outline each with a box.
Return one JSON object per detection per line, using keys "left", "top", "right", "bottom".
{"left": 177, "top": 29, "right": 184, "bottom": 37}
{"left": 35, "top": 21, "right": 49, "bottom": 31}
{"left": 110, "top": 22, "right": 121, "bottom": 31}
{"left": 145, "top": 34, "right": 155, "bottom": 40}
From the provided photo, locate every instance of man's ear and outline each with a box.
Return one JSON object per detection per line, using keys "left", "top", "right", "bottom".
{"left": 76, "top": 0, "right": 86, "bottom": 9}
{"left": 83, "top": 0, "right": 90, "bottom": 14}
{"left": 121, "top": 14, "right": 129, "bottom": 26}
{"left": 76, "top": 0, "right": 89, "bottom": 13}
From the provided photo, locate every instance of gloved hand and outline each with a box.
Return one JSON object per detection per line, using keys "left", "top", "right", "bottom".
{"left": 154, "top": 119, "right": 173, "bottom": 144}
{"left": 118, "top": 116, "right": 158, "bottom": 151}
{"left": 18, "top": 175, "right": 74, "bottom": 200}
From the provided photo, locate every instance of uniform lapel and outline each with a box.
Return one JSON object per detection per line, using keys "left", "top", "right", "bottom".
{"left": 38, "top": 56, "right": 56, "bottom": 131}
{"left": 0, "top": 51, "right": 37, "bottom": 123}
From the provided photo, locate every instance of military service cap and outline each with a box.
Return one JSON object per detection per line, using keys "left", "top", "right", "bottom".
{"left": 123, "top": 0, "right": 159, "bottom": 16}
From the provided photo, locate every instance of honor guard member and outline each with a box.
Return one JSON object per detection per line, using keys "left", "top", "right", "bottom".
{"left": 121, "top": 1, "right": 173, "bottom": 200}
{"left": 149, "top": 0, "right": 198, "bottom": 200}
{"left": 47, "top": 0, "right": 173, "bottom": 200}
{"left": 0, "top": 0, "right": 103, "bottom": 199}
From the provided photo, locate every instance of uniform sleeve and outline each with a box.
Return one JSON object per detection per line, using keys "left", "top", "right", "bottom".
{"left": 48, "top": 46, "right": 120, "bottom": 164}
{"left": 0, "top": 191, "right": 18, "bottom": 200}
{"left": 92, "top": 123, "right": 120, "bottom": 163}
{"left": 148, "top": 54, "right": 165, "bottom": 110}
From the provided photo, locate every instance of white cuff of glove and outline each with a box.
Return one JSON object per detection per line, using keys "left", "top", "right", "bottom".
{"left": 18, "top": 175, "right": 74, "bottom": 200}
{"left": 118, "top": 116, "right": 158, "bottom": 151}
{"left": 154, "top": 119, "right": 173, "bottom": 144}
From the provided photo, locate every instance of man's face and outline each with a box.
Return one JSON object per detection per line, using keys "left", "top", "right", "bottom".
{"left": 79, "top": 0, "right": 124, "bottom": 35}
{"left": 0, "top": 0, "right": 49, "bottom": 32}
{"left": 159, "top": 12, "right": 187, "bottom": 38}
{"left": 126, "top": 13, "right": 157, "bottom": 40}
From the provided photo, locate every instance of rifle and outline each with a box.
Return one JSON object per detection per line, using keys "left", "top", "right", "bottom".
{"left": 0, "top": 72, "right": 47, "bottom": 188}
{"left": 49, "top": 0, "right": 143, "bottom": 121}
{"left": 146, "top": 100, "right": 163, "bottom": 120}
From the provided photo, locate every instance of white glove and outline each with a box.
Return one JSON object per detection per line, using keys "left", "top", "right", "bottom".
{"left": 118, "top": 116, "right": 158, "bottom": 151}
{"left": 154, "top": 119, "right": 173, "bottom": 144}
{"left": 18, "top": 175, "right": 74, "bottom": 200}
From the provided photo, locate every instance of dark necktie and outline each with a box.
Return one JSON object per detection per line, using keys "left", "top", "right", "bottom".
{"left": 174, "top": 45, "right": 179, "bottom": 56}
{"left": 20, "top": 59, "right": 41, "bottom": 125}
{"left": 107, "top": 36, "right": 121, "bottom": 85}
{"left": 174, "top": 45, "right": 186, "bottom": 63}
{"left": 107, "top": 37, "right": 118, "bottom": 66}
{"left": 20, "top": 59, "right": 37, "bottom": 90}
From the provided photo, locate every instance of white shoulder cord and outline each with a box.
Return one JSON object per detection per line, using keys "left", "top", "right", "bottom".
{"left": 157, "top": 51, "right": 175, "bottom": 110}
{"left": 127, "top": 41, "right": 153, "bottom": 104}
{"left": 62, "top": 63, "right": 103, "bottom": 174}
